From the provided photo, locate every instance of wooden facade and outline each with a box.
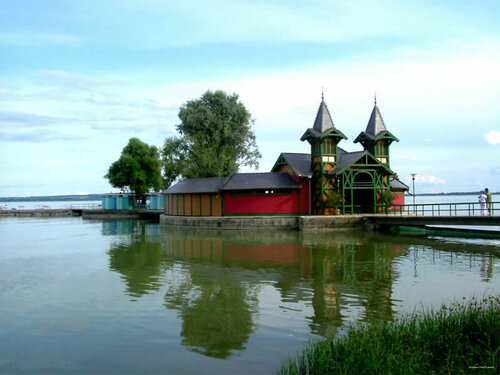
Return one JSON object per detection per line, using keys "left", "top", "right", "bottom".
{"left": 164, "top": 193, "right": 222, "bottom": 217}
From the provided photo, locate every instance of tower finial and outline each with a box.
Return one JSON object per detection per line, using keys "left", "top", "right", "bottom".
{"left": 321, "top": 87, "right": 324, "bottom": 101}
{"left": 374, "top": 92, "right": 377, "bottom": 105}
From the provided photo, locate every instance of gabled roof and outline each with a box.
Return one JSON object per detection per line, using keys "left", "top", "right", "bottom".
{"left": 272, "top": 152, "right": 312, "bottom": 177}
{"left": 331, "top": 148, "right": 394, "bottom": 175}
{"left": 334, "top": 148, "right": 366, "bottom": 173}
{"left": 164, "top": 176, "right": 227, "bottom": 194}
{"left": 224, "top": 173, "right": 301, "bottom": 190}
{"left": 164, "top": 173, "right": 301, "bottom": 195}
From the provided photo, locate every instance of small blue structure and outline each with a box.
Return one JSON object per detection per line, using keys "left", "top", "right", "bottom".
{"left": 102, "top": 193, "right": 164, "bottom": 210}
{"left": 146, "top": 194, "right": 164, "bottom": 210}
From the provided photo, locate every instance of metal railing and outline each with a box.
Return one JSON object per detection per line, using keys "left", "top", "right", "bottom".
{"left": 388, "top": 201, "right": 496, "bottom": 217}
{"left": 65, "top": 203, "right": 102, "bottom": 209}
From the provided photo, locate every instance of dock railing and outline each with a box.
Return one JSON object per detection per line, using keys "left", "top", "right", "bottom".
{"left": 65, "top": 203, "right": 102, "bottom": 210}
{"left": 389, "top": 201, "right": 496, "bottom": 217}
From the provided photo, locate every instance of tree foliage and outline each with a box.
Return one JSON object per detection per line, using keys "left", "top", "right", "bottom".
{"left": 161, "top": 136, "right": 187, "bottom": 189}
{"left": 105, "top": 138, "right": 163, "bottom": 199}
{"left": 162, "top": 90, "right": 261, "bottom": 186}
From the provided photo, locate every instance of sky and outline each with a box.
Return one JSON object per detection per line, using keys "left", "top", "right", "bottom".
{"left": 0, "top": 0, "right": 499, "bottom": 197}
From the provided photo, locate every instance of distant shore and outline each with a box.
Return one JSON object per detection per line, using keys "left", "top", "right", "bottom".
{"left": 0, "top": 194, "right": 104, "bottom": 202}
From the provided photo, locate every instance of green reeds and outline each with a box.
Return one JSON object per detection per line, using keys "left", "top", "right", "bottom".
{"left": 281, "top": 296, "right": 500, "bottom": 375}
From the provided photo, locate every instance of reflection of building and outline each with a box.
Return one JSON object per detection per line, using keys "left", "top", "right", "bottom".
{"left": 161, "top": 228, "right": 407, "bottom": 338}
{"left": 101, "top": 220, "right": 160, "bottom": 236}
{"left": 164, "top": 97, "right": 408, "bottom": 216}
{"left": 163, "top": 228, "right": 311, "bottom": 270}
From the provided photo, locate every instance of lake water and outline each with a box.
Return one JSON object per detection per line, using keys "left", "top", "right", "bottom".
{"left": 1, "top": 216, "right": 499, "bottom": 374}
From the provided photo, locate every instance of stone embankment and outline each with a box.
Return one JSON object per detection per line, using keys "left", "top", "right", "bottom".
{"left": 0, "top": 209, "right": 76, "bottom": 217}
{"left": 81, "top": 209, "right": 161, "bottom": 220}
{"left": 160, "top": 214, "right": 372, "bottom": 231}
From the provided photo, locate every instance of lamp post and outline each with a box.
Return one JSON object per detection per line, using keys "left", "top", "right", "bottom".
{"left": 410, "top": 173, "right": 416, "bottom": 207}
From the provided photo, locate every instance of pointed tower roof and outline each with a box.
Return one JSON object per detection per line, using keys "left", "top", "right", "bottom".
{"left": 365, "top": 103, "right": 387, "bottom": 137}
{"left": 301, "top": 94, "right": 347, "bottom": 142}
{"left": 312, "top": 99, "right": 335, "bottom": 133}
{"left": 354, "top": 99, "right": 398, "bottom": 144}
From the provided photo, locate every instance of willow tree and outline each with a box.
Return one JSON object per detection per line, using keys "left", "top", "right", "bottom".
{"left": 162, "top": 90, "right": 261, "bottom": 186}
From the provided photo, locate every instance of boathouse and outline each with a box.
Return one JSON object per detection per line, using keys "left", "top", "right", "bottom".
{"left": 164, "top": 172, "right": 309, "bottom": 216}
{"left": 164, "top": 97, "right": 408, "bottom": 216}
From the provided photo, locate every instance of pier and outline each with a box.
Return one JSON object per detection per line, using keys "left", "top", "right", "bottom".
{"left": 368, "top": 215, "right": 500, "bottom": 227}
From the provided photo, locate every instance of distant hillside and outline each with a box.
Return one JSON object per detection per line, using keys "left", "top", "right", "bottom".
{"left": 0, "top": 194, "right": 104, "bottom": 202}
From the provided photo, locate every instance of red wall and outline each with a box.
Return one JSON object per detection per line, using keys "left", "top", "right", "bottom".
{"left": 297, "top": 177, "right": 310, "bottom": 214}
{"left": 224, "top": 189, "right": 303, "bottom": 215}
{"left": 391, "top": 192, "right": 405, "bottom": 210}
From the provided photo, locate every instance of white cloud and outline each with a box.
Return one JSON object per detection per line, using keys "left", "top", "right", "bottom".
{"left": 413, "top": 175, "right": 446, "bottom": 184}
{"left": 485, "top": 130, "right": 500, "bottom": 145}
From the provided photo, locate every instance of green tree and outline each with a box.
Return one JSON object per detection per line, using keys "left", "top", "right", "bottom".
{"left": 105, "top": 138, "right": 163, "bottom": 202}
{"left": 162, "top": 90, "right": 261, "bottom": 185}
{"left": 161, "top": 136, "right": 187, "bottom": 188}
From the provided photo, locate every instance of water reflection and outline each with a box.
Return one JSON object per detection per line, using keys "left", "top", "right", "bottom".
{"left": 106, "top": 220, "right": 166, "bottom": 299}
{"left": 165, "top": 272, "right": 257, "bottom": 358}
{"left": 105, "top": 223, "right": 499, "bottom": 359}
{"left": 160, "top": 229, "right": 407, "bottom": 343}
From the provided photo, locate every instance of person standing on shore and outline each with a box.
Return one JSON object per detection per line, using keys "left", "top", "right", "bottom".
{"left": 478, "top": 191, "right": 487, "bottom": 216}
{"left": 485, "top": 188, "right": 492, "bottom": 215}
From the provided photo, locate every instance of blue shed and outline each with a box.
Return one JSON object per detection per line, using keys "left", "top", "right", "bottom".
{"left": 102, "top": 193, "right": 164, "bottom": 210}
{"left": 102, "top": 194, "right": 135, "bottom": 210}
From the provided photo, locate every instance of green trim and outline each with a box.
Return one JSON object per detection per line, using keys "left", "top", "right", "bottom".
{"left": 210, "top": 193, "right": 213, "bottom": 216}
{"left": 300, "top": 128, "right": 347, "bottom": 142}
{"left": 222, "top": 192, "right": 225, "bottom": 216}
{"left": 271, "top": 153, "right": 307, "bottom": 177}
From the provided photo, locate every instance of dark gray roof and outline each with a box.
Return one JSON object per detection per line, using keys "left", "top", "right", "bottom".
{"left": 313, "top": 100, "right": 335, "bottom": 133}
{"left": 279, "top": 153, "right": 312, "bottom": 177}
{"left": 224, "top": 173, "right": 301, "bottom": 190}
{"left": 365, "top": 104, "right": 387, "bottom": 136}
{"left": 331, "top": 148, "right": 394, "bottom": 175}
{"left": 334, "top": 148, "right": 366, "bottom": 174}
{"left": 164, "top": 173, "right": 300, "bottom": 194}
{"left": 390, "top": 178, "right": 409, "bottom": 191}
{"left": 164, "top": 177, "right": 227, "bottom": 194}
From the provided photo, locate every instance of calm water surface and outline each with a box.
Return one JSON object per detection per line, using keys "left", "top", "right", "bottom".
{"left": 1, "top": 217, "right": 499, "bottom": 374}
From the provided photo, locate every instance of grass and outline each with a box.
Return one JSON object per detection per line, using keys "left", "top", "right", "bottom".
{"left": 280, "top": 296, "right": 500, "bottom": 375}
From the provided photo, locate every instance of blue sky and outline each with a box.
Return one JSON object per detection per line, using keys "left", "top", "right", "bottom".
{"left": 0, "top": 0, "right": 499, "bottom": 196}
